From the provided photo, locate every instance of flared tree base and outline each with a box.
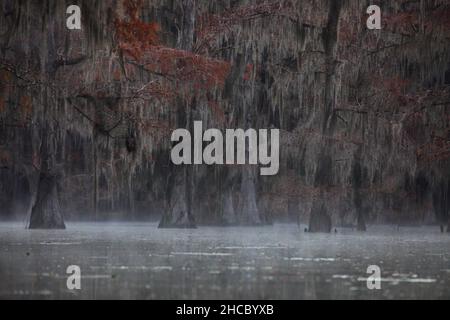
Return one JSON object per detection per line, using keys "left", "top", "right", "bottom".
{"left": 308, "top": 205, "right": 332, "bottom": 233}
{"left": 158, "top": 210, "right": 196, "bottom": 229}
{"left": 28, "top": 173, "right": 65, "bottom": 230}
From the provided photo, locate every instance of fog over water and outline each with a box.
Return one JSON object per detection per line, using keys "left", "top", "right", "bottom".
{"left": 0, "top": 222, "right": 449, "bottom": 299}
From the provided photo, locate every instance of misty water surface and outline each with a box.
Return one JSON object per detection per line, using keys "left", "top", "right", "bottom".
{"left": 0, "top": 222, "right": 449, "bottom": 299}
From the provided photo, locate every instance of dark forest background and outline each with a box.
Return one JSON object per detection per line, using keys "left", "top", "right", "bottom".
{"left": 0, "top": 0, "right": 449, "bottom": 230}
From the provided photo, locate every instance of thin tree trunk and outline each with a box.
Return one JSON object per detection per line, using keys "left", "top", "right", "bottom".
{"left": 127, "top": 173, "right": 135, "bottom": 215}
{"left": 93, "top": 134, "right": 98, "bottom": 219}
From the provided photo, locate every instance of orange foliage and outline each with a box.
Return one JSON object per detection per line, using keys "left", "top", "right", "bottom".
{"left": 416, "top": 133, "right": 450, "bottom": 163}
{"left": 384, "top": 6, "right": 450, "bottom": 36}
{"left": 385, "top": 12, "right": 418, "bottom": 34}
{"left": 243, "top": 63, "right": 254, "bottom": 81}
{"left": 115, "top": 0, "right": 159, "bottom": 59}
{"left": 135, "top": 116, "right": 173, "bottom": 145}
{"left": 338, "top": 21, "right": 356, "bottom": 46}
{"left": 139, "top": 118, "right": 172, "bottom": 134}
{"left": 135, "top": 46, "right": 231, "bottom": 90}
{"left": 195, "top": 2, "right": 288, "bottom": 53}
{"left": 137, "top": 81, "right": 176, "bottom": 102}
{"left": 112, "top": 69, "right": 122, "bottom": 81}
{"left": 207, "top": 98, "right": 225, "bottom": 124}
{"left": 338, "top": 13, "right": 367, "bottom": 47}
{"left": 114, "top": 0, "right": 231, "bottom": 99}
{"left": 339, "top": 6, "right": 450, "bottom": 55}
{"left": 372, "top": 76, "right": 413, "bottom": 106}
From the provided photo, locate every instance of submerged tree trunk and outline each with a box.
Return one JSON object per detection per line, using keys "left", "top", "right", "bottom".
{"left": 307, "top": 1, "right": 342, "bottom": 232}
{"left": 357, "top": 212, "right": 367, "bottom": 231}
{"left": 29, "top": 128, "right": 65, "bottom": 229}
{"left": 29, "top": 170, "right": 65, "bottom": 229}
{"left": 432, "top": 179, "right": 449, "bottom": 233}
{"left": 159, "top": 0, "right": 197, "bottom": 228}
{"left": 93, "top": 130, "right": 99, "bottom": 219}
{"left": 222, "top": 189, "right": 236, "bottom": 225}
{"left": 238, "top": 167, "right": 262, "bottom": 225}
{"left": 28, "top": 8, "right": 65, "bottom": 229}
{"left": 308, "top": 203, "right": 331, "bottom": 233}
{"left": 158, "top": 98, "right": 197, "bottom": 228}
{"left": 158, "top": 166, "right": 196, "bottom": 228}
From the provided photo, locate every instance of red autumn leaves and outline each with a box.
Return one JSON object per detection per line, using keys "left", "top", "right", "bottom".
{"left": 114, "top": 0, "right": 231, "bottom": 95}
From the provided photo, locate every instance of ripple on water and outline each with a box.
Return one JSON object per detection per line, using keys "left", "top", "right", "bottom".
{"left": 285, "top": 257, "right": 336, "bottom": 262}
{"left": 171, "top": 252, "right": 233, "bottom": 257}
{"left": 357, "top": 276, "right": 436, "bottom": 284}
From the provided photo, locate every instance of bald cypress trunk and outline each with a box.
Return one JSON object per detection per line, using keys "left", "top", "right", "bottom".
{"left": 158, "top": 0, "right": 197, "bottom": 228}
{"left": 308, "top": 1, "right": 342, "bottom": 231}
{"left": 239, "top": 167, "right": 262, "bottom": 225}
{"left": 158, "top": 163, "right": 196, "bottom": 228}
{"left": 29, "top": 170, "right": 65, "bottom": 229}
{"left": 29, "top": 128, "right": 65, "bottom": 229}
{"left": 308, "top": 203, "right": 331, "bottom": 233}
